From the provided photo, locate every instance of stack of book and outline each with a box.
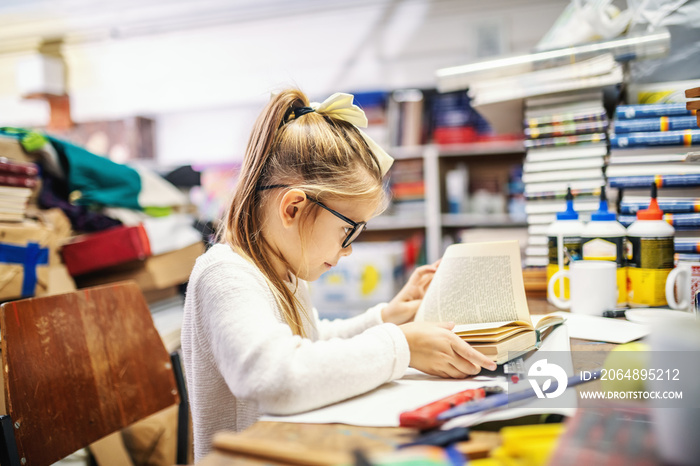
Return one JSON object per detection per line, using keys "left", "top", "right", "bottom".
{"left": 521, "top": 90, "right": 609, "bottom": 267}
{"left": 467, "top": 54, "right": 623, "bottom": 108}
{"left": 0, "top": 157, "right": 40, "bottom": 222}
{"left": 608, "top": 102, "right": 700, "bottom": 262}
{"left": 430, "top": 91, "right": 493, "bottom": 145}
{"left": 386, "top": 159, "right": 425, "bottom": 218}
{"left": 610, "top": 103, "right": 700, "bottom": 151}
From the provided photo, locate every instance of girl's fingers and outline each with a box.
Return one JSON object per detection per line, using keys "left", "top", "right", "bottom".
{"left": 449, "top": 355, "right": 481, "bottom": 376}
{"left": 412, "top": 264, "right": 438, "bottom": 280}
{"left": 451, "top": 338, "right": 497, "bottom": 371}
{"left": 448, "top": 361, "right": 475, "bottom": 378}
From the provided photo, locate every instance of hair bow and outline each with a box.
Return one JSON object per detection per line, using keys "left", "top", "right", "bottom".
{"left": 310, "top": 93, "right": 394, "bottom": 176}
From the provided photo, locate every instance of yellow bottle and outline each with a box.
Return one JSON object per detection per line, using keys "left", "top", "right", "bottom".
{"left": 626, "top": 182, "right": 674, "bottom": 307}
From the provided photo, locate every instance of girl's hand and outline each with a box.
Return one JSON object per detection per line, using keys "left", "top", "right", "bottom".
{"left": 400, "top": 321, "right": 497, "bottom": 377}
{"left": 381, "top": 260, "right": 440, "bottom": 325}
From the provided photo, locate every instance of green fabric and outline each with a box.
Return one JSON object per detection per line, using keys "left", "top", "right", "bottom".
{"left": 48, "top": 136, "right": 142, "bottom": 210}
{"left": 143, "top": 206, "right": 173, "bottom": 217}
{"left": 0, "top": 127, "right": 48, "bottom": 152}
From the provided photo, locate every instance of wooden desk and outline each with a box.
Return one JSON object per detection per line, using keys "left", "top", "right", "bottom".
{"left": 197, "top": 298, "right": 616, "bottom": 465}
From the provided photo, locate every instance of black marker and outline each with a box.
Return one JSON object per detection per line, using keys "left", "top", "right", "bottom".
{"left": 602, "top": 309, "right": 627, "bottom": 318}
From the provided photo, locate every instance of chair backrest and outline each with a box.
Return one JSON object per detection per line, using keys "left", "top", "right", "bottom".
{"left": 0, "top": 281, "right": 180, "bottom": 466}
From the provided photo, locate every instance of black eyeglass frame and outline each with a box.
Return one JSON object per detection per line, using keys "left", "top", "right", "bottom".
{"left": 258, "top": 184, "right": 367, "bottom": 248}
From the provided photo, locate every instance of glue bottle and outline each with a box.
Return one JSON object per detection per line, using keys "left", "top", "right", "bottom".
{"left": 581, "top": 186, "right": 628, "bottom": 306}
{"left": 546, "top": 187, "right": 584, "bottom": 303}
{"left": 626, "top": 182, "right": 675, "bottom": 307}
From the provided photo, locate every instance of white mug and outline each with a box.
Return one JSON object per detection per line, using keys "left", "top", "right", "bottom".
{"left": 665, "top": 262, "right": 700, "bottom": 312}
{"left": 547, "top": 260, "right": 617, "bottom": 315}
{"left": 648, "top": 319, "right": 700, "bottom": 465}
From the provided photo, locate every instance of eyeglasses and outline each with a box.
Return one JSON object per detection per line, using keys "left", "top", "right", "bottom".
{"left": 258, "top": 184, "right": 367, "bottom": 248}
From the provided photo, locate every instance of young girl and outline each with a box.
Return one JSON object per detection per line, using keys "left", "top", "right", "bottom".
{"left": 181, "top": 89, "right": 496, "bottom": 460}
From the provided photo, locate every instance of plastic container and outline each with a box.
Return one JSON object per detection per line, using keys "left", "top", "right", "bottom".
{"left": 581, "top": 186, "right": 628, "bottom": 306}
{"left": 626, "top": 183, "right": 675, "bottom": 307}
{"left": 546, "top": 187, "right": 584, "bottom": 302}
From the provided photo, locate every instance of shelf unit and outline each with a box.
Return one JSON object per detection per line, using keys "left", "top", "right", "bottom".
{"left": 366, "top": 140, "right": 527, "bottom": 263}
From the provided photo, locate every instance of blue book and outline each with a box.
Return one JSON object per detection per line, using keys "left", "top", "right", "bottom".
{"left": 351, "top": 91, "right": 388, "bottom": 108}
{"left": 613, "top": 115, "right": 699, "bottom": 134}
{"left": 675, "top": 253, "right": 700, "bottom": 262}
{"left": 432, "top": 92, "right": 486, "bottom": 128}
{"left": 674, "top": 238, "right": 700, "bottom": 253}
{"left": 615, "top": 103, "right": 694, "bottom": 120}
{"left": 619, "top": 212, "right": 700, "bottom": 229}
{"left": 619, "top": 198, "right": 700, "bottom": 214}
{"left": 611, "top": 130, "right": 700, "bottom": 148}
{"left": 609, "top": 174, "right": 700, "bottom": 189}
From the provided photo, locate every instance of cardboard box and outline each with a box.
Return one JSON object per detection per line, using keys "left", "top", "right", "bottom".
{"left": 31, "top": 207, "right": 73, "bottom": 266}
{"left": 0, "top": 220, "right": 52, "bottom": 301}
{"left": 62, "top": 225, "right": 152, "bottom": 276}
{"left": 0, "top": 208, "right": 77, "bottom": 301}
{"left": 46, "top": 264, "right": 77, "bottom": 296}
{"left": 75, "top": 242, "right": 204, "bottom": 293}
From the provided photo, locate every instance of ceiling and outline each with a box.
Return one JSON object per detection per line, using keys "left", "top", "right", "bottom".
{"left": 0, "top": 0, "right": 382, "bottom": 54}
{"left": 0, "top": 0, "right": 554, "bottom": 55}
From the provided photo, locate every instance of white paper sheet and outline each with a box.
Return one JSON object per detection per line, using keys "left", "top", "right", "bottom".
{"left": 260, "top": 324, "right": 575, "bottom": 427}
{"left": 549, "top": 311, "right": 650, "bottom": 343}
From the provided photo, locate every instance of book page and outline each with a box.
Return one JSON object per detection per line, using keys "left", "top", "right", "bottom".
{"left": 416, "top": 241, "right": 531, "bottom": 327}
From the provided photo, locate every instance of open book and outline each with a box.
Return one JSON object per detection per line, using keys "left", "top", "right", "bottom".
{"left": 415, "top": 241, "right": 563, "bottom": 364}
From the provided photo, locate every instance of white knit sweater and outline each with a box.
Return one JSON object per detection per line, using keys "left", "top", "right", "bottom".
{"left": 181, "top": 244, "right": 411, "bottom": 460}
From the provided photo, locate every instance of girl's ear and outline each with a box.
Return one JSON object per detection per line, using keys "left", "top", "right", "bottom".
{"left": 280, "top": 189, "right": 308, "bottom": 228}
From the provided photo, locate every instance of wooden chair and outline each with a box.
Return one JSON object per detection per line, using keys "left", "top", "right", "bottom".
{"left": 0, "top": 281, "right": 189, "bottom": 466}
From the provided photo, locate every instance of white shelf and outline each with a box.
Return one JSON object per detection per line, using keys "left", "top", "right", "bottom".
{"left": 368, "top": 215, "right": 426, "bottom": 230}
{"left": 389, "top": 141, "right": 525, "bottom": 160}
{"left": 388, "top": 145, "right": 426, "bottom": 160}
{"left": 381, "top": 142, "right": 526, "bottom": 262}
{"left": 441, "top": 213, "right": 527, "bottom": 228}
{"left": 434, "top": 140, "right": 525, "bottom": 157}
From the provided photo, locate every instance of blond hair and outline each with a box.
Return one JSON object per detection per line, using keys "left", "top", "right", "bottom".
{"left": 223, "top": 89, "right": 388, "bottom": 337}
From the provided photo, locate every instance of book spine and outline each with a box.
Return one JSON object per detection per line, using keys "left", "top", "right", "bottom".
{"left": 0, "top": 173, "right": 39, "bottom": 188}
{"left": 524, "top": 111, "right": 607, "bottom": 128}
{"left": 674, "top": 238, "right": 700, "bottom": 253}
{"left": 609, "top": 174, "right": 700, "bottom": 189}
{"left": 522, "top": 169, "right": 604, "bottom": 184}
{"left": 675, "top": 253, "right": 700, "bottom": 262}
{"left": 525, "top": 187, "right": 602, "bottom": 201}
{"left": 0, "top": 158, "right": 39, "bottom": 176}
{"left": 611, "top": 130, "right": 700, "bottom": 148}
{"left": 525, "top": 188, "right": 600, "bottom": 201}
{"left": 615, "top": 103, "right": 694, "bottom": 120}
{"left": 619, "top": 199, "right": 700, "bottom": 214}
{"left": 619, "top": 212, "right": 700, "bottom": 229}
{"left": 524, "top": 120, "right": 608, "bottom": 139}
{"left": 524, "top": 133, "right": 606, "bottom": 149}
{"left": 612, "top": 115, "right": 699, "bottom": 133}
{"left": 664, "top": 213, "right": 700, "bottom": 230}
{"left": 433, "top": 127, "right": 479, "bottom": 144}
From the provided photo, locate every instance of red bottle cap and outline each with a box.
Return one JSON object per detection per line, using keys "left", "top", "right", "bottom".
{"left": 637, "top": 182, "right": 663, "bottom": 220}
